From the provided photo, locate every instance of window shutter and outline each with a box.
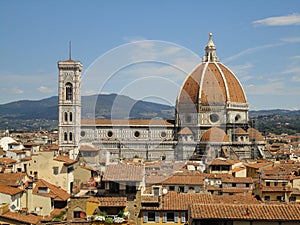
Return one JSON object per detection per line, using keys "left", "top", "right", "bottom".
{"left": 162, "top": 212, "right": 167, "bottom": 223}
{"left": 174, "top": 212, "right": 179, "bottom": 223}
{"left": 181, "top": 212, "right": 186, "bottom": 223}
{"left": 155, "top": 212, "right": 160, "bottom": 223}
{"left": 144, "top": 212, "right": 148, "bottom": 223}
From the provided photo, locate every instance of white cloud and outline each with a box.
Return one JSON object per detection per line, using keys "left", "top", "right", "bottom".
{"left": 290, "top": 55, "right": 300, "bottom": 60}
{"left": 10, "top": 88, "right": 24, "bottom": 94}
{"left": 292, "top": 76, "right": 300, "bottom": 82}
{"left": 123, "top": 36, "right": 147, "bottom": 43}
{"left": 230, "top": 63, "right": 253, "bottom": 76}
{"left": 253, "top": 13, "right": 300, "bottom": 26}
{"left": 245, "top": 81, "right": 300, "bottom": 96}
{"left": 282, "top": 67, "right": 300, "bottom": 75}
{"left": 281, "top": 37, "right": 300, "bottom": 43}
{"left": 38, "top": 86, "right": 54, "bottom": 93}
{"left": 223, "top": 43, "right": 283, "bottom": 63}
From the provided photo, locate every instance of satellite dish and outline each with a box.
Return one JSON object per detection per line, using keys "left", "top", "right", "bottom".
{"left": 162, "top": 188, "right": 168, "bottom": 195}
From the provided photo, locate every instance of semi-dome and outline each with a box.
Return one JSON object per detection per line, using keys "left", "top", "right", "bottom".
{"left": 177, "top": 33, "right": 247, "bottom": 106}
{"left": 200, "top": 127, "right": 229, "bottom": 143}
{"left": 248, "top": 128, "right": 264, "bottom": 142}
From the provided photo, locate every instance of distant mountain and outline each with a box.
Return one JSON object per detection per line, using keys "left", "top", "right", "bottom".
{"left": 0, "top": 94, "right": 174, "bottom": 130}
{"left": 1, "top": 95, "right": 299, "bottom": 134}
{"left": 249, "top": 109, "right": 300, "bottom": 135}
{"left": 249, "top": 109, "right": 300, "bottom": 117}
{"left": 0, "top": 96, "right": 58, "bottom": 120}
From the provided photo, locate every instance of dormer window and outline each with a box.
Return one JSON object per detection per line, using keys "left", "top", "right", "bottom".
{"left": 38, "top": 187, "right": 48, "bottom": 194}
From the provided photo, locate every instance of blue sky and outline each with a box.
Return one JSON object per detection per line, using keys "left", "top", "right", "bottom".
{"left": 0, "top": 0, "right": 299, "bottom": 110}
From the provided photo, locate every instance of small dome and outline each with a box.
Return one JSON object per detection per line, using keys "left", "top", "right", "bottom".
{"left": 234, "top": 127, "right": 248, "bottom": 135}
{"left": 200, "top": 127, "right": 229, "bottom": 143}
{"left": 248, "top": 128, "right": 264, "bottom": 142}
{"left": 177, "top": 33, "right": 247, "bottom": 107}
{"left": 178, "top": 127, "right": 193, "bottom": 135}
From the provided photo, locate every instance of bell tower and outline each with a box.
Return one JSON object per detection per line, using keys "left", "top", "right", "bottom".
{"left": 57, "top": 55, "right": 82, "bottom": 160}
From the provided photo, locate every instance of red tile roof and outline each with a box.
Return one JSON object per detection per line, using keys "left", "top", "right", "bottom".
{"left": 0, "top": 157, "right": 17, "bottom": 165}
{"left": 234, "top": 127, "right": 247, "bottom": 135}
{"left": 161, "top": 171, "right": 205, "bottom": 185}
{"left": 54, "top": 155, "right": 77, "bottom": 165}
{"left": 0, "top": 173, "right": 26, "bottom": 186}
{"left": 200, "top": 127, "right": 230, "bottom": 143}
{"left": 103, "top": 163, "right": 144, "bottom": 181}
{"left": 178, "top": 127, "right": 193, "bottom": 135}
{"left": 208, "top": 158, "right": 233, "bottom": 166}
{"left": 190, "top": 204, "right": 300, "bottom": 220}
{"left": 212, "top": 194, "right": 259, "bottom": 204}
{"left": 32, "top": 179, "right": 70, "bottom": 201}
{"left": 0, "top": 184, "right": 23, "bottom": 195}
{"left": 87, "top": 197, "right": 127, "bottom": 206}
{"left": 141, "top": 191, "right": 214, "bottom": 211}
{"left": 1, "top": 211, "right": 42, "bottom": 224}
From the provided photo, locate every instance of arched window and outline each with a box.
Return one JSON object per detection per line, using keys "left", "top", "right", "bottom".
{"left": 64, "top": 132, "right": 68, "bottom": 141}
{"left": 64, "top": 112, "right": 68, "bottom": 122}
{"left": 69, "top": 132, "right": 73, "bottom": 141}
{"left": 65, "top": 82, "right": 73, "bottom": 101}
{"left": 69, "top": 112, "right": 73, "bottom": 122}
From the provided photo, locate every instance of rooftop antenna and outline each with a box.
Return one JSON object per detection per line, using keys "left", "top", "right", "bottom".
{"left": 69, "top": 41, "right": 72, "bottom": 60}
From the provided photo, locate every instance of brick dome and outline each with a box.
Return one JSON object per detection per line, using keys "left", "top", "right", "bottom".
{"left": 200, "top": 127, "right": 229, "bottom": 143}
{"left": 177, "top": 33, "right": 247, "bottom": 106}
{"left": 248, "top": 128, "right": 264, "bottom": 142}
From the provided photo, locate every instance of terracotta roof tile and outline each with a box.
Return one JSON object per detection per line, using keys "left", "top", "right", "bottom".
{"left": 103, "top": 163, "right": 144, "bottom": 181}
{"left": 1, "top": 211, "right": 42, "bottom": 224}
{"left": 0, "top": 173, "right": 26, "bottom": 186}
{"left": 177, "top": 62, "right": 246, "bottom": 105}
{"left": 161, "top": 191, "right": 214, "bottom": 210}
{"left": 232, "top": 167, "right": 246, "bottom": 173}
{"left": 190, "top": 204, "right": 300, "bottom": 220}
{"left": 248, "top": 128, "right": 264, "bottom": 142}
{"left": 161, "top": 172, "right": 205, "bottom": 185}
{"left": 0, "top": 157, "right": 17, "bottom": 165}
{"left": 234, "top": 127, "right": 247, "bottom": 135}
{"left": 178, "top": 127, "right": 193, "bottom": 135}
{"left": 200, "top": 127, "right": 229, "bottom": 143}
{"left": 212, "top": 194, "right": 259, "bottom": 204}
{"left": 54, "top": 155, "right": 77, "bottom": 165}
{"left": 32, "top": 179, "right": 70, "bottom": 201}
{"left": 245, "top": 162, "right": 273, "bottom": 169}
{"left": 221, "top": 176, "right": 253, "bottom": 183}
{"left": 87, "top": 197, "right": 127, "bottom": 206}
{"left": 0, "top": 184, "right": 23, "bottom": 195}
{"left": 208, "top": 158, "right": 233, "bottom": 166}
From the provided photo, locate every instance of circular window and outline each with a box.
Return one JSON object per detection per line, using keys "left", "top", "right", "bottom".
{"left": 235, "top": 114, "right": 241, "bottom": 122}
{"left": 107, "top": 131, "right": 113, "bottom": 138}
{"left": 134, "top": 131, "right": 140, "bottom": 138}
{"left": 161, "top": 131, "right": 167, "bottom": 138}
{"left": 80, "top": 131, "right": 86, "bottom": 137}
{"left": 210, "top": 114, "right": 219, "bottom": 123}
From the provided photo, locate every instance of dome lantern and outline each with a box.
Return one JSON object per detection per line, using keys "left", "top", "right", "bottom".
{"left": 202, "top": 33, "right": 219, "bottom": 62}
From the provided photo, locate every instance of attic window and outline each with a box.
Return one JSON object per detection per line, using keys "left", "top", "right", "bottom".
{"left": 38, "top": 187, "right": 48, "bottom": 194}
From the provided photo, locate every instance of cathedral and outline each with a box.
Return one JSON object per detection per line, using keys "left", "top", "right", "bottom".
{"left": 57, "top": 34, "right": 270, "bottom": 162}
